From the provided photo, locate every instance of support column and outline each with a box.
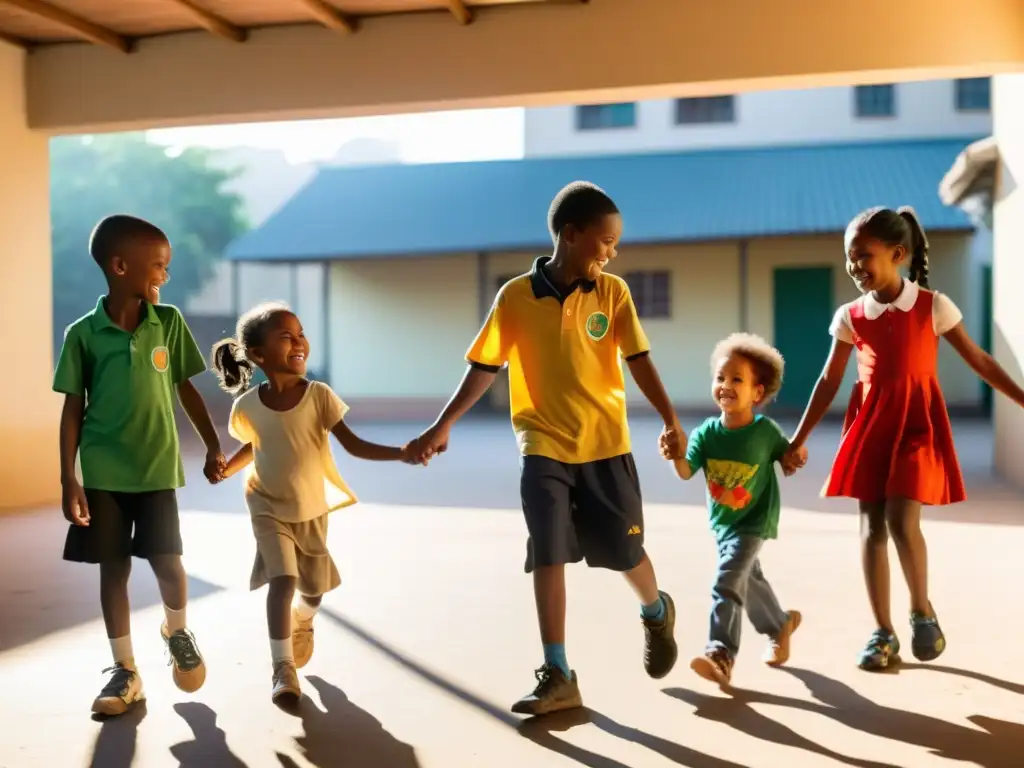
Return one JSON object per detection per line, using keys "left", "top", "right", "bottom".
{"left": 0, "top": 42, "right": 58, "bottom": 509}
{"left": 992, "top": 73, "right": 1024, "bottom": 486}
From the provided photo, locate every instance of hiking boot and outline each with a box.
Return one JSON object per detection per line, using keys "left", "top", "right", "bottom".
{"left": 763, "top": 610, "right": 802, "bottom": 667}
{"left": 642, "top": 590, "right": 678, "bottom": 679}
{"left": 857, "top": 628, "right": 900, "bottom": 671}
{"left": 510, "top": 664, "right": 583, "bottom": 716}
{"left": 690, "top": 648, "right": 733, "bottom": 688}
{"left": 161, "top": 623, "right": 207, "bottom": 693}
{"left": 91, "top": 663, "right": 145, "bottom": 717}
{"left": 910, "top": 607, "right": 946, "bottom": 662}
{"left": 272, "top": 660, "right": 301, "bottom": 704}
{"left": 292, "top": 609, "right": 315, "bottom": 669}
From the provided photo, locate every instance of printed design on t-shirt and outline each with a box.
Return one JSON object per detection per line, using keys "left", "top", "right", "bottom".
{"left": 151, "top": 345, "right": 169, "bottom": 373}
{"left": 705, "top": 459, "right": 758, "bottom": 510}
{"left": 586, "top": 311, "right": 610, "bottom": 341}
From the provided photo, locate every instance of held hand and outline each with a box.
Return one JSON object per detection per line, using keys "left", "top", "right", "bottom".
{"left": 204, "top": 450, "right": 226, "bottom": 484}
{"left": 400, "top": 441, "right": 430, "bottom": 466}
{"left": 780, "top": 445, "right": 808, "bottom": 476}
{"left": 658, "top": 423, "right": 685, "bottom": 461}
{"left": 62, "top": 480, "right": 90, "bottom": 526}
{"left": 409, "top": 423, "right": 451, "bottom": 465}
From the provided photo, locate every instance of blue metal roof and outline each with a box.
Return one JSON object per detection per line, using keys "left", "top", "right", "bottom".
{"left": 226, "top": 138, "right": 978, "bottom": 261}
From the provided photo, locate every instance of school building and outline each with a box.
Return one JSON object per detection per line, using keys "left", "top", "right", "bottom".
{"left": 224, "top": 136, "right": 987, "bottom": 420}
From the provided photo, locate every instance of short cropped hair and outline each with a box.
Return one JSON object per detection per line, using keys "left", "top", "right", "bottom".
{"left": 710, "top": 333, "right": 785, "bottom": 403}
{"left": 89, "top": 214, "right": 167, "bottom": 269}
{"left": 547, "top": 181, "right": 619, "bottom": 243}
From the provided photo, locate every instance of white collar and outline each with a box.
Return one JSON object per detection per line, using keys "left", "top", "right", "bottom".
{"left": 862, "top": 279, "right": 920, "bottom": 320}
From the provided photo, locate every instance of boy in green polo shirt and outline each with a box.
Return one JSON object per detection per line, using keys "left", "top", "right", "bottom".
{"left": 408, "top": 182, "right": 682, "bottom": 716}
{"left": 662, "top": 333, "right": 802, "bottom": 688}
{"left": 54, "top": 215, "right": 225, "bottom": 717}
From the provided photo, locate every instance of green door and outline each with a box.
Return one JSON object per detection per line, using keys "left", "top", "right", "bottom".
{"left": 981, "top": 264, "right": 993, "bottom": 414}
{"left": 773, "top": 267, "right": 834, "bottom": 408}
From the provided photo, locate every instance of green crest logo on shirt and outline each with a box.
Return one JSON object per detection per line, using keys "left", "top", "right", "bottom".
{"left": 585, "top": 311, "right": 610, "bottom": 341}
{"left": 151, "top": 346, "right": 169, "bottom": 373}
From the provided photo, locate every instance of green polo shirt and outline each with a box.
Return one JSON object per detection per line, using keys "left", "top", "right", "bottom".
{"left": 53, "top": 297, "right": 207, "bottom": 492}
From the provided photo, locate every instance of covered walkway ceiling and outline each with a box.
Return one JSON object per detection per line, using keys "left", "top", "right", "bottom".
{"left": 0, "top": 0, "right": 564, "bottom": 51}
{"left": 11, "top": 0, "right": 1024, "bottom": 134}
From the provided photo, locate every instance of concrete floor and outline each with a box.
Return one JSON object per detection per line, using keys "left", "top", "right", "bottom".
{"left": 2, "top": 417, "right": 1024, "bottom": 768}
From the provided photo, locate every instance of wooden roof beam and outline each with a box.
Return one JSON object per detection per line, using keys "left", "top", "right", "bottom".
{"left": 447, "top": 1, "right": 473, "bottom": 25}
{"left": 0, "top": 0, "right": 130, "bottom": 52}
{"left": 296, "top": 0, "right": 355, "bottom": 34}
{"left": 0, "top": 30, "right": 29, "bottom": 50}
{"left": 166, "top": 0, "right": 247, "bottom": 43}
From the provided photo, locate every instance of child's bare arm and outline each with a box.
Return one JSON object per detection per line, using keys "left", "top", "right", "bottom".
{"left": 59, "top": 394, "right": 90, "bottom": 526}
{"left": 790, "top": 338, "right": 854, "bottom": 448}
{"left": 221, "top": 443, "right": 253, "bottom": 480}
{"left": 944, "top": 323, "right": 1024, "bottom": 408}
{"left": 331, "top": 419, "right": 406, "bottom": 461}
{"left": 671, "top": 457, "right": 696, "bottom": 481}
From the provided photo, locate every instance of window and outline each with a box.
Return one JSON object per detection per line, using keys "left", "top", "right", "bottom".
{"left": 955, "top": 77, "right": 991, "bottom": 112}
{"left": 623, "top": 271, "right": 671, "bottom": 319}
{"left": 576, "top": 103, "right": 636, "bottom": 131}
{"left": 855, "top": 84, "right": 896, "bottom": 117}
{"left": 675, "top": 96, "right": 735, "bottom": 125}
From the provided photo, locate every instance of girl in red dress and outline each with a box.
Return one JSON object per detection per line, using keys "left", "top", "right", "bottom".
{"left": 783, "top": 207, "right": 1024, "bottom": 671}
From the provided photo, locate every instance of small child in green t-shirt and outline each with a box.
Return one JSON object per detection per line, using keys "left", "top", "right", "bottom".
{"left": 659, "top": 333, "right": 803, "bottom": 688}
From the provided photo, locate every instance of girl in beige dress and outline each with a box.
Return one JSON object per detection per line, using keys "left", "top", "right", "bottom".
{"left": 212, "top": 302, "right": 411, "bottom": 704}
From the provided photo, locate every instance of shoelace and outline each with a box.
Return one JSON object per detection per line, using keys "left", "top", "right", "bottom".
{"left": 865, "top": 629, "right": 893, "bottom": 654}
{"left": 166, "top": 629, "right": 202, "bottom": 671}
{"left": 99, "top": 664, "right": 135, "bottom": 697}
{"left": 531, "top": 664, "right": 559, "bottom": 694}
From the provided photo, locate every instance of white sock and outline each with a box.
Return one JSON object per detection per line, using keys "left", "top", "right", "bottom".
{"left": 271, "top": 638, "right": 293, "bottom": 665}
{"left": 293, "top": 597, "right": 320, "bottom": 622}
{"left": 110, "top": 635, "right": 136, "bottom": 670}
{"left": 164, "top": 605, "right": 187, "bottom": 633}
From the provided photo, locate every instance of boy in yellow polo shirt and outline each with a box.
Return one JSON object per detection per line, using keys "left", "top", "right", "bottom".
{"left": 408, "top": 182, "right": 684, "bottom": 716}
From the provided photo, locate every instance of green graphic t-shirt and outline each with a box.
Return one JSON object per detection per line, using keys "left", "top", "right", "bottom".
{"left": 685, "top": 415, "right": 790, "bottom": 542}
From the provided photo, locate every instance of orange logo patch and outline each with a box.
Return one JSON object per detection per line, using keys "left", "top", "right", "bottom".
{"left": 151, "top": 346, "right": 169, "bottom": 373}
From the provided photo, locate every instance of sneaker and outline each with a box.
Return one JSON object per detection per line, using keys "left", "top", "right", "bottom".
{"left": 690, "top": 648, "right": 733, "bottom": 688}
{"left": 292, "top": 609, "right": 315, "bottom": 669}
{"left": 91, "top": 663, "right": 145, "bottom": 717}
{"left": 272, "top": 660, "right": 301, "bottom": 704}
{"left": 910, "top": 607, "right": 946, "bottom": 662}
{"left": 161, "top": 623, "right": 207, "bottom": 693}
{"left": 857, "top": 628, "right": 901, "bottom": 671}
{"left": 763, "top": 610, "right": 802, "bottom": 667}
{"left": 642, "top": 590, "right": 679, "bottom": 679}
{"left": 510, "top": 664, "right": 583, "bottom": 716}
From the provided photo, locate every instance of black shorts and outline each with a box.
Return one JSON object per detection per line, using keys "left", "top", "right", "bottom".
{"left": 520, "top": 453, "right": 645, "bottom": 573}
{"left": 63, "top": 489, "right": 183, "bottom": 564}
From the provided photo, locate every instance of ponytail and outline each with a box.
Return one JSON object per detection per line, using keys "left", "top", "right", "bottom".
{"left": 211, "top": 338, "right": 254, "bottom": 395}
{"left": 898, "top": 206, "right": 930, "bottom": 289}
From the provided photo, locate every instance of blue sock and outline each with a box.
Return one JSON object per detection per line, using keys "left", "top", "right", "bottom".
{"left": 641, "top": 596, "right": 666, "bottom": 622}
{"left": 543, "top": 643, "right": 570, "bottom": 677}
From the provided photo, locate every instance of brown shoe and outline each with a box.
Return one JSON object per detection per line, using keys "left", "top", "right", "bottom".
{"left": 510, "top": 664, "right": 583, "bottom": 716}
{"left": 292, "top": 609, "right": 315, "bottom": 669}
{"left": 690, "top": 648, "right": 733, "bottom": 688}
{"left": 161, "top": 623, "right": 207, "bottom": 694}
{"left": 763, "top": 611, "right": 802, "bottom": 667}
{"left": 271, "top": 660, "right": 301, "bottom": 704}
{"left": 642, "top": 591, "right": 679, "bottom": 679}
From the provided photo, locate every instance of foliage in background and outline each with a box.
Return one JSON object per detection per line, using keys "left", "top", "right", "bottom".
{"left": 50, "top": 133, "right": 248, "bottom": 345}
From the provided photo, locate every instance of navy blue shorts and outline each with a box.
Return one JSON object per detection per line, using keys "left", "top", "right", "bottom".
{"left": 520, "top": 453, "right": 646, "bottom": 573}
{"left": 63, "top": 489, "right": 182, "bottom": 564}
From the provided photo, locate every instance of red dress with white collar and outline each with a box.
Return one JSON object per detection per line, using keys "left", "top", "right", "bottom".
{"left": 823, "top": 285, "right": 966, "bottom": 505}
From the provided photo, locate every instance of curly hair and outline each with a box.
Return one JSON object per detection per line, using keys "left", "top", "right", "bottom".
{"left": 710, "top": 333, "right": 785, "bottom": 403}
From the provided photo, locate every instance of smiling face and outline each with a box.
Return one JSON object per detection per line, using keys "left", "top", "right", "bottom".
{"left": 845, "top": 226, "right": 905, "bottom": 296}
{"left": 563, "top": 213, "right": 623, "bottom": 281}
{"left": 111, "top": 236, "right": 172, "bottom": 304}
{"left": 712, "top": 352, "right": 764, "bottom": 416}
{"left": 250, "top": 311, "right": 309, "bottom": 377}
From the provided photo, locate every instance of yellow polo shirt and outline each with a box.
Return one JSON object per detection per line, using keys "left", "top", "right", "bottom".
{"left": 467, "top": 257, "right": 650, "bottom": 464}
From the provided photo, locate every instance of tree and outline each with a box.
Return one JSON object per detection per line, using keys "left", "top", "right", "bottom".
{"left": 50, "top": 133, "right": 248, "bottom": 345}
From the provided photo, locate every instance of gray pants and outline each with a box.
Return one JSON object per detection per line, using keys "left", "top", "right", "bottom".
{"left": 708, "top": 534, "right": 788, "bottom": 657}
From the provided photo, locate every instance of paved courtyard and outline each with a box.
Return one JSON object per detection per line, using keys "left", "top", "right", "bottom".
{"left": 1, "top": 417, "right": 1023, "bottom": 767}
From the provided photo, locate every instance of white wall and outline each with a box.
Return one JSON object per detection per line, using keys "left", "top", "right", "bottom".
{"left": 525, "top": 81, "right": 993, "bottom": 157}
